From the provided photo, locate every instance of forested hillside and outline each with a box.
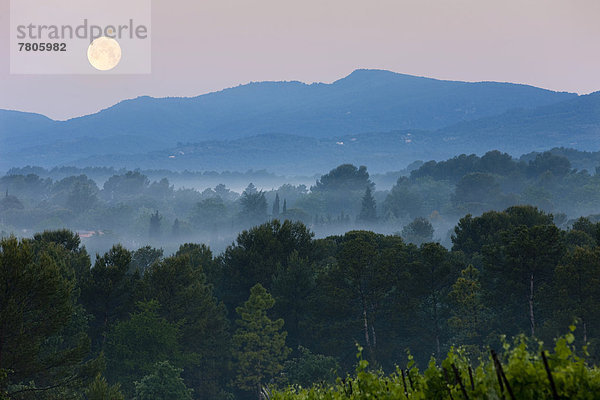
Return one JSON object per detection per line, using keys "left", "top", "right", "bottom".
{"left": 3, "top": 149, "right": 600, "bottom": 255}
{"left": 2, "top": 205, "right": 600, "bottom": 399}
{"left": 3, "top": 149, "right": 600, "bottom": 398}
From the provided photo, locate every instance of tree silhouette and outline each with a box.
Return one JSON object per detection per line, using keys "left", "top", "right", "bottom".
{"left": 358, "top": 187, "right": 377, "bottom": 223}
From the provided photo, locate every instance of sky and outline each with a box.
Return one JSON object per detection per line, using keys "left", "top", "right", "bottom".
{"left": 1, "top": 0, "right": 599, "bottom": 120}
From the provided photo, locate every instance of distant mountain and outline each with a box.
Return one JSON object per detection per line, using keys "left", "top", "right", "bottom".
{"left": 63, "top": 91, "right": 600, "bottom": 175}
{"left": 59, "top": 69, "right": 572, "bottom": 142}
{"left": 1, "top": 69, "right": 595, "bottom": 173}
{"left": 0, "top": 110, "right": 56, "bottom": 146}
{"left": 1, "top": 70, "right": 575, "bottom": 141}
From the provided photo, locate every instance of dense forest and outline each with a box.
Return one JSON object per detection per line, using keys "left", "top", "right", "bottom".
{"left": 3, "top": 148, "right": 600, "bottom": 398}
{"left": 2, "top": 202, "right": 600, "bottom": 398}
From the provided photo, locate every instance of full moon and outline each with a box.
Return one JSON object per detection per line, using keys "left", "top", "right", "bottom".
{"left": 87, "top": 37, "right": 122, "bottom": 71}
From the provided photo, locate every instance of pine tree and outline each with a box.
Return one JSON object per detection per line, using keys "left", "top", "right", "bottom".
{"left": 86, "top": 374, "right": 125, "bottom": 400}
{"left": 232, "top": 284, "right": 290, "bottom": 398}
{"left": 484, "top": 224, "right": 563, "bottom": 337}
{"left": 358, "top": 187, "right": 377, "bottom": 223}
{"left": 105, "top": 301, "right": 180, "bottom": 397}
{"left": 282, "top": 199, "right": 287, "bottom": 214}
{"left": 273, "top": 194, "right": 280, "bottom": 217}
{"left": 239, "top": 190, "right": 268, "bottom": 225}
{"left": 133, "top": 361, "right": 192, "bottom": 400}
{"left": 143, "top": 254, "right": 230, "bottom": 399}
{"left": 271, "top": 251, "right": 316, "bottom": 350}
{"left": 554, "top": 247, "right": 600, "bottom": 344}
{"left": 401, "top": 217, "right": 434, "bottom": 246}
{"left": 411, "top": 243, "right": 461, "bottom": 357}
{"left": 0, "top": 236, "right": 96, "bottom": 397}
{"left": 448, "top": 264, "right": 488, "bottom": 351}
{"left": 80, "top": 244, "right": 136, "bottom": 351}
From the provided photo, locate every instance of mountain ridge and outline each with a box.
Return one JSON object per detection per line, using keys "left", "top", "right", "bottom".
{"left": 1, "top": 69, "right": 594, "bottom": 173}
{"left": 1, "top": 69, "right": 577, "bottom": 138}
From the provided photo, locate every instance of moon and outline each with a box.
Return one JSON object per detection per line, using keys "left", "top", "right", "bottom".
{"left": 87, "top": 37, "right": 122, "bottom": 71}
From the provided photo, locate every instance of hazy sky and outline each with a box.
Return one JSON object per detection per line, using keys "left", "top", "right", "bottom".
{"left": 1, "top": 0, "right": 599, "bottom": 120}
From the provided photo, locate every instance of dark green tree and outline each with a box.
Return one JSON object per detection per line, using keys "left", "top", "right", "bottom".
{"left": 280, "top": 346, "right": 339, "bottom": 387}
{"left": 0, "top": 236, "right": 95, "bottom": 398}
{"left": 317, "top": 231, "right": 405, "bottom": 366}
{"left": 218, "top": 220, "right": 315, "bottom": 314}
{"left": 483, "top": 224, "right": 563, "bottom": 337}
{"left": 86, "top": 374, "right": 124, "bottom": 400}
{"left": 133, "top": 361, "right": 192, "bottom": 400}
{"left": 401, "top": 217, "right": 434, "bottom": 246}
{"left": 232, "top": 284, "right": 290, "bottom": 398}
{"left": 448, "top": 264, "right": 488, "bottom": 351}
{"left": 175, "top": 243, "right": 215, "bottom": 277}
{"left": 239, "top": 185, "right": 268, "bottom": 226}
{"left": 310, "top": 164, "right": 374, "bottom": 217}
{"left": 271, "top": 251, "right": 316, "bottom": 350}
{"left": 80, "top": 245, "right": 137, "bottom": 351}
{"left": 143, "top": 254, "right": 230, "bottom": 399}
{"left": 130, "top": 246, "right": 163, "bottom": 275}
{"left": 409, "top": 242, "right": 461, "bottom": 357}
{"left": 553, "top": 247, "right": 600, "bottom": 345}
{"left": 32, "top": 229, "right": 92, "bottom": 287}
{"left": 452, "top": 205, "right": 553, "bottom": 257}
{"left": 570, "top": 217, "right": 600, "bottom": 245}
{"left": 313, "top": 164, "right": 371, "bottom": 192}
{"left": 105, "top": 301, "right": 180, "bottom": 397}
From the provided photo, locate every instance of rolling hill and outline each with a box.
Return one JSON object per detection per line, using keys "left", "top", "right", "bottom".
{"left": 2, "top": 69, "right": 597, "bottom": 173}
{"left": 437, "top": 91, "right": 600, "bottom": 153}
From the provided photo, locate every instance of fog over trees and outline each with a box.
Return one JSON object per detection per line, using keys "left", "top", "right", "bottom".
{"left": 2, "top": 149, "right": 600, "bottom": 255}
{"left": 3, "top": 204, "right": 600, "bottom": 398}
{"left": 4, "top": 149, "right": 600, "bottom": 398}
